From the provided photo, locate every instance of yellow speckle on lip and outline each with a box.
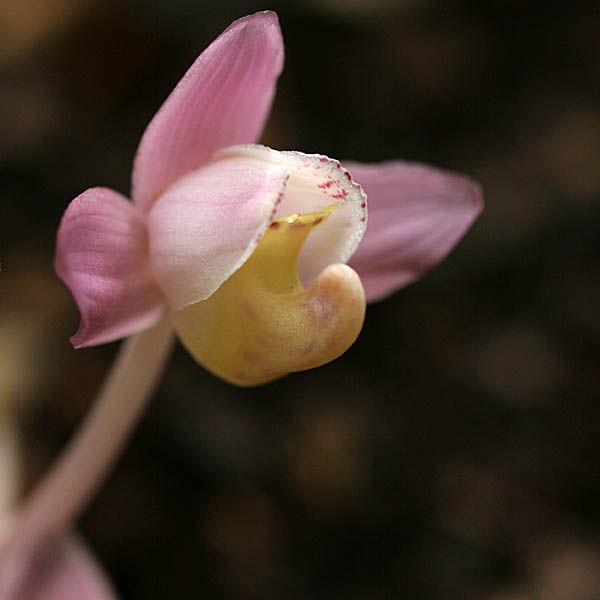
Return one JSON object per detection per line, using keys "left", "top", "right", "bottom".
{"left": 171, "top": 204, "right": 365, "bottom": 386}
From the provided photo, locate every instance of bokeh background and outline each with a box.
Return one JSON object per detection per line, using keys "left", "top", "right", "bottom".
{"left": 1, "top": 0, "right": 599, "bottom": 598}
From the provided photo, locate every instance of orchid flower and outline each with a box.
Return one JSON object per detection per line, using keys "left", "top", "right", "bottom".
{"left": 0, "top": 399, "right": 116, "bottom": 598}
{"left": 0, "top": 10, "right": 482, "bottom": 597}
{"left": 0, "top": 532, "right": 117, "bottom": 600}
{"left": 54, "top": 10, "right": 482, "bottom": 387}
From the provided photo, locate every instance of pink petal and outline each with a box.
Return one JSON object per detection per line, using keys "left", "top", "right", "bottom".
{"left": 147, "top": 150, "right": 290, "bottom": 309}
{"left": 346, "top": 161, "right": 483, "bottom": 302}
{"left": 55, "top": 188, "right": 165, "bottom": 347}
{"left": 1, "top": 535, "right": 116, "bottom": 600}
{"left": 132, "top": 11, "right": 284, "bottom": 213}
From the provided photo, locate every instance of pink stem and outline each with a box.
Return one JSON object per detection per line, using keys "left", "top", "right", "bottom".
{"left": 0, "top": 316, "right": 174, "bottom": 561}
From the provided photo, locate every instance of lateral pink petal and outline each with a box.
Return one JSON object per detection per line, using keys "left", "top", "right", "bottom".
{"left": 346, "top": 161, "right": 483, "bottom": 302}
{"left": 55, "top": 187, "right": 165, "bottom": 347}
{"left": 2, "top": 536, "right": 117, "bottom": 600}
{"left": 148, "top": 153, "right": 290, "bottom": 309}
{"left": 131, "top": 11, "right": 284, "bottom": 213}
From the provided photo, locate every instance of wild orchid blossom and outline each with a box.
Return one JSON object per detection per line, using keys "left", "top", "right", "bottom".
{"left": 0, "top": 10, "right": 482, "bottom": 598}
{"left": 53, "top": 10, "right": 482, "bottom": 387}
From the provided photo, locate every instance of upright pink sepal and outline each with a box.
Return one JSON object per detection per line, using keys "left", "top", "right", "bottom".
{"left": 131, "top": 11, "right": 284, "bottom": 213}
{"left": 346, "top": 161, "right": 483, "bottom": 302}
{"left": 55, "top": 188, "right": 165, "bottom": 347}
{"left": 2, "top": 536, "right": 116, "bottom": 600}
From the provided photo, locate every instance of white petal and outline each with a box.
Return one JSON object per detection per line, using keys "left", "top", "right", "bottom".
{"left": 215, "top": 145, "right": 367, "bottom": 288}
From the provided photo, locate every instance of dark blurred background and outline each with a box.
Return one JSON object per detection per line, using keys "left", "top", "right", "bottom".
{"left": 1, "top": 0, "right": 600, "bottom": 598}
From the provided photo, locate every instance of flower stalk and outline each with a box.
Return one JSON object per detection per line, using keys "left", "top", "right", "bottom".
{"left": 0, "top": 316, "right": 174, "bottom": 561}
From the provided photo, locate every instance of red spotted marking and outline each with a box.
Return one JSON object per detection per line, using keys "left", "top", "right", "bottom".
{"left": 318, "top": 180, "right": 335, "bottom": 189}
{"left": 331, "top": 189, "right": 348, "bottom": 200}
